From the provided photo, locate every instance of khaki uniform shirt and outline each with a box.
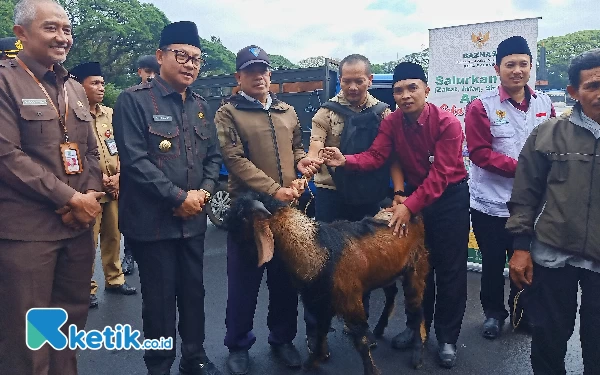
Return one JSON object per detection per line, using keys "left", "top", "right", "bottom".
{"left": 0, "top": 52, "right": 102, "bottom": 241}
{"left": 309, "top": 91, "right": 392, "bottom": 189}
{"left": 91, "top": 104, "right": 118, "bottom": 203}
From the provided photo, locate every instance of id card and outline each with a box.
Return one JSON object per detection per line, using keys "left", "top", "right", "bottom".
{"left": 60, "top": 142, "right": 83, "bottom": 174}
{"left": 105, "top": 138, "right": 118, "bottom": 156}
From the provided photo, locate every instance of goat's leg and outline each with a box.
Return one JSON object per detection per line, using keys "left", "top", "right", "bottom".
{"left": 344, "top": 306, "right": 380, "bottom": 375}
{"left": 403, "top": 255, "right": 429, "bottom": 369}
{"left": 373, "top": 282, "right": 399, "bottom": 338}
{"left": 302, "top": 301, "right": 333, "bottom": 371}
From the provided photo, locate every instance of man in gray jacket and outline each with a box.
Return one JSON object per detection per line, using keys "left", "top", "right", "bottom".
{"left": 506, "top": 48, "right": 600, "bottom": 374}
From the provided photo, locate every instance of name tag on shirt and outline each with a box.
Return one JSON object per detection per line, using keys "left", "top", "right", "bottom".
{"left": 22, "top": 99, "right": 48, "bottom": 106}
{"left": 153, "top": 115, "right": 173, "bottom": 122}
{"left": 105, "top": 138, "right": 118, "bottom": 156}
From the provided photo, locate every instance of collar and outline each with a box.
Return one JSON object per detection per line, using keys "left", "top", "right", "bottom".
{"left": 336, "top": 91, "right": 374, "bottom": 110}
{"left": 239, "top": 91, "right": 273, "bottom": 110}
{"left": 91, "top": 103, "right": 108, "bottom": 117}
{"left": 499, "top": 85, "right": 536, "bottom": 103}
{"left": 17, "top": 51, "right": 68, "bottom": 83}
{"left": 570, "top": 103, "right": 600, "bottom": 139}
{"left": 403, "top": 102, "right": 430, "bottom": 127}
{"left": 152, "top": 75, "right": 193, "bottom": 99}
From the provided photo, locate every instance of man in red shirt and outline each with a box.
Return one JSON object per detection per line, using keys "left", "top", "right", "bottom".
{"left": 322, "top": 62, "right": 469, "bottom": 368}
{"left": 465, "top": 36, "right": 555, "bottom": 340}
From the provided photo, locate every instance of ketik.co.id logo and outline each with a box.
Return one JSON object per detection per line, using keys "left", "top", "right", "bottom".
{"left": 26, "top": 308, "right": 69, "bottom": 350}
{"left": 26, "top": 308, "right": 173, "bottom": 350}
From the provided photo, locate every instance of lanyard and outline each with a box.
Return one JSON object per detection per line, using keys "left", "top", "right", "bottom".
{"left": 16, "top": 57, "right": 70, "bottom": 143}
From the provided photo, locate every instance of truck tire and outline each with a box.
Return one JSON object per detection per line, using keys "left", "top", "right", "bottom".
{"left": 207, "top": 181, "right": 230, "bottom": 229}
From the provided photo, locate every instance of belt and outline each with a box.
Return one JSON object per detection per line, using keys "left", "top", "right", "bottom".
{"left": 448, "top": 177, "right": 468, "bottom": 188}
{"left": 406, "top": 176, "right": 468, "bottom": 194}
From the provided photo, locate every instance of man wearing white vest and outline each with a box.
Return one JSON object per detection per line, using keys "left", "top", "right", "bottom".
{"left": 465, "top": 36, "right": 554, "bottom": 340}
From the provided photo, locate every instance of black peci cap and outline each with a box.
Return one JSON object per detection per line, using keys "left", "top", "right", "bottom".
{"left": 496, "top": 36, "right": 532, "bottom": 65}
{"left": 393, "top": 61, "right": 427, "bottom": 85}
{"left": 159, "top": 21, "right": 201, "bottom": 49}
{"left": 70, "top": 62, "right": 103, "bottom": 83}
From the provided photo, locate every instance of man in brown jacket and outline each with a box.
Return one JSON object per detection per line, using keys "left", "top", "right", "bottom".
{"left": 506, "top": 48, "right": 600, "bottom": 374}
{"left": 0, "top": 1, "right": 103, "bottom": 374}
{"left": 216, "top": 45, "right": 320, "bottom": 375}
{"left": 70, "top": 61, "right": 137, "bottom": 309}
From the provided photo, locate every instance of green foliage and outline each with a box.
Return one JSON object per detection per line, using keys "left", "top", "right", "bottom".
{"left": 200, "top": 36, "right": 236, "bottom": 76}
{"left": 58, "top": 0, "right": 169, "bottom": 88}
{"left": 372, "top": 49, "right": 429, "bottom": 75}
{"left": 538, "top": 30, "right": 600, "bottom": 89}
{"left": 269, "top": 54, "right": 297, "bottom": 70}
{"left": 102, "top": 82, "right": 121, "bottom": 108}
{"left": 0, "top": 0, "right": 17, "bottom": 38}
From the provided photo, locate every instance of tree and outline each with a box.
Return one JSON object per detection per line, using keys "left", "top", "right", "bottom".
{"left": 58, "top": 0, "right": 170, "bottom": 88}
{"left": 368, "top": 49, "right": 430, "bottom": 75}
{"left": 269, "top": 54, "right": 297, "bottom": 70}
{"left": 199, "top": 36, "right": 236, "bottom": 76}
{"left": 538, "top": 30, "right": 600, "bottom": 89}
{"left": 0, "top": 0, "right": 17, "bottom": 38}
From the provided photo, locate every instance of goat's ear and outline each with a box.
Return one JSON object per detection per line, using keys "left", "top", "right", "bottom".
{"left": 253, "top": 218, "right": 274, "bottom": 267}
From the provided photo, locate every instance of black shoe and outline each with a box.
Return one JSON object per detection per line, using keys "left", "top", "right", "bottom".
{"left": 438, "top": 343, "right": 457, "bottom": 369}
{"left": 270, "top": 342, "right": 301, "bottom": 368}
{"left": 511, "top": 315, "right": 533, "bottom": 334}
{"left": 226, "top": 350, "right": 249, "bottom": 375}
{"left": 105, "top": 282, "right": 137, "bottom": 295}
{"left": 343, "top": 323, "right": 377, "bottom": 348}
{"left": 179, "top": 358, "right": 221, "bottom": 375}
{"left": 122, "top": 254, "right": 135, "bottom": 275}
{"left": 482, "top": 318, "right": 503, "bottom": 339}
{"left": 89, "top": 294, "right": 98, "bottom": 308}
{"left": 391, "top": 327, "right": 415, "bottom": 350}
{"left": 306, "top": 334, "right": 330, "bottom": 360}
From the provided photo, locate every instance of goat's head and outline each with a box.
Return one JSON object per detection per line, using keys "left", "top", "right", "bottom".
{"left": 225, "top": 191, "right": 287, "bottom": 267}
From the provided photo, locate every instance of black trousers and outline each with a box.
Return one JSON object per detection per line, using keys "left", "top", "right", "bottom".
{"left": 471, "top": 209, "right": 521, "bottom": 322}
{"left": 529, "top": 262, "right": 600, "bottom": 375}
{"left": 123, "top": 236, "right": 134, "bottom": 258}
{"left": 405, "top": 182, "right": 469, "bottom": 345}
{"left": 304, "top": 187, "right": 381, "bottom": 334}
{"left": 130, "top": 235, "right": 207, "bottom": 374}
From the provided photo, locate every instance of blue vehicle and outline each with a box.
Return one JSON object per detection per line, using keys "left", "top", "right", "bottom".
{"left": 194, "top": 67, "right": 396, "bottom": 228}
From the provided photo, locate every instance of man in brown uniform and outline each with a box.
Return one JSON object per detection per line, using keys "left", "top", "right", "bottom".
{"left": 0, "top": 1, "right": 103, "bottom": 374}
{"left": 70, "top": 61, "right": 137, "bottom": 309}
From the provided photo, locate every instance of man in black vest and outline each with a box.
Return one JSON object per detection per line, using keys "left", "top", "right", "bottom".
{"left": 298, "top": 54, "right": 402, "bottom": 357}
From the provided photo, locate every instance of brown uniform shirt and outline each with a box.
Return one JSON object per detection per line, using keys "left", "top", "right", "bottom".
{"left": 0, "top": 52, "right": 102, "bottom": 241}
{"left": 91, "top": 104, "right": 118, "bottom": 203}
{"left": 309, "top": 91, "right": 392, "bottom": 189}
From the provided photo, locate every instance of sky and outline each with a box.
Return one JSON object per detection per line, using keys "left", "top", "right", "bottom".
{"left": 144, "top": 0, "right": 598, "bottom": 64}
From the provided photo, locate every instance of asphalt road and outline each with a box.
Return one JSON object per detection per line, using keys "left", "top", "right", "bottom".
{"left": 79, "top": 223, "right": 583, "bottom": 375}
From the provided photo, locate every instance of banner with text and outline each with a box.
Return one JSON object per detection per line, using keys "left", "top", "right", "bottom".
{"left": 428, "top": 18, "right": 539, "bottom": 128}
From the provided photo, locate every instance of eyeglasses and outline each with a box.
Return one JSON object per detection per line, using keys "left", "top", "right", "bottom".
{"left": 164, "top": 48, "right": 204, "bottom": 68}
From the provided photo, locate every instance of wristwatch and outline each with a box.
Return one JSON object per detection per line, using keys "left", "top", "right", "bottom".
{"left": 394, "top": 189, "right": 408, "bottom": 197}
{"left": 199, "top": 189, "right": 211, "bottom": 202}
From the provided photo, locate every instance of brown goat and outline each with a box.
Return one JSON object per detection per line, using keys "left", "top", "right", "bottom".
{"left": 226, "top": 192, "right": 429, "bottom": 375}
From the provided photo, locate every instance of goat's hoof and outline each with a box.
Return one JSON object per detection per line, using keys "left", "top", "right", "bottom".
{"left": 373, "top": 324, "right": 385, "bottom": 338}
{"left": 302, "top": 358, "right": 319, "bottom": 371}
{"left": 412, "top": 359, "right": 424, "bottom": 370}
{"left": 412, "top": 351, "right": 424, "bottom": 369}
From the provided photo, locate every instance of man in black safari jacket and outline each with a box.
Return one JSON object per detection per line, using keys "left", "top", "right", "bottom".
{"left": 113, "top": 21, "right": 222, "bottom": 375}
